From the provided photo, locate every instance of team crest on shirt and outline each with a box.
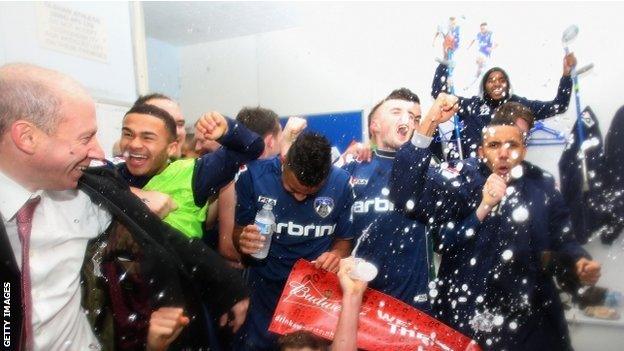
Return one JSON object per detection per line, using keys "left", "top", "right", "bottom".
{"left": 314, "top": 197, "right": 334, "bottom": 218}
{"left": 582, "top": 111, "right": 595, "bottom": 128}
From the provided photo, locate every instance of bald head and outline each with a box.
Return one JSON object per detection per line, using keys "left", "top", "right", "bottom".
{"left": 0, "top": 63, "right": 92, "bottom": 136}
{"left": 0, "top": 63, "right": 102, "bottom": 191}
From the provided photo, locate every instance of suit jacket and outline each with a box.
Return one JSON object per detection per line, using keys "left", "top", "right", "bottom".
{"left": 1, "top": 213, "right": 24, "bottom": 351}
{"left": 1, "top": 166, "right": 249, "bottom": 350}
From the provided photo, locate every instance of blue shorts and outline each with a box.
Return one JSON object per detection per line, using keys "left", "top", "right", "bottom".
{"left": 233, "top": 273, "right": 284, "bottom": 350}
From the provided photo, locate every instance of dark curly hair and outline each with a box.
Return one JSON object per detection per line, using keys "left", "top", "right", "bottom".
{"left": 125, "top": 104, "right": 177, "bottom": 142}
{"left": 492, "top": 101, "right": 535, "bottom": 130}
{"left": 285, "top": 132, "right": 332, "bottom": 187}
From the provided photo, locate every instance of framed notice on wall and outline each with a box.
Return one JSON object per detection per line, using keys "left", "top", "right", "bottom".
{"left": 0, "top": 2, "right": 137, "bottom": 104}
{"left": 35, "top": 2, "right": 109, "bottom": 63}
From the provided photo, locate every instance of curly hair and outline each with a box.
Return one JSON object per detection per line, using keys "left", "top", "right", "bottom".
{"left": 285, "top": 132, "right": 332, "bottom": 187}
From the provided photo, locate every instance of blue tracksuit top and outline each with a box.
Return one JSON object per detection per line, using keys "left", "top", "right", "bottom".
{"left": 389, "top": 142, "right": 590, "bottom": 351}
{"left": 430, "top": 63, "right": 573, "bottom": 160}
{"left": 342, "top": 149, "right": 434, "bottom": 311}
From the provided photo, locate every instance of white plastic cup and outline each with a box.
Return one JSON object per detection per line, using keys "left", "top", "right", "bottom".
{"left": 349, "top": 258, "right": 378, "bottom": 282}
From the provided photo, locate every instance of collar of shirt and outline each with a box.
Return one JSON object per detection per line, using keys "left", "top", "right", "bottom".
{"left": 116, "top": 162, "right": 152, "bottom": 188}
{"left": 0, "top": 170, "right": 43, "bottom": 221}
{"left": 374, "top": 149, "right": 396, "bottom": 159}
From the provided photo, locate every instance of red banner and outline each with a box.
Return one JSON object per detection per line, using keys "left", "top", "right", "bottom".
{"left": 269, "top": 259, "right": 481, "bottom": 351}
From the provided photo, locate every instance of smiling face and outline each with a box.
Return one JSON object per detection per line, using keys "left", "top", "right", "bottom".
{"left": 146, "top": 98, "right": 186, "bottom": 156}
{"left": 370, "top": 99, "right": 420, "bottom": 151}
{"left": 484, "top": 70, "right": 508, "bottom": 101}
{"left": 119, "top": 113, "right": 177, "bottom": 177}
{"left": 33, "top": 95, "right": 104, "bottom": 189}
{"left": 479, "top": 125, "right": 526, "bottom": 178}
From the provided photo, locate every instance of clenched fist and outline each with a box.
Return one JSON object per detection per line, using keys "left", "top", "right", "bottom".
{"left": 196, "top": 111, "right": 228, "bottom": 141}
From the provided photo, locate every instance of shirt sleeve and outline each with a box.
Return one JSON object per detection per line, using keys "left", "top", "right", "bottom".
{"left": 431, "top": 63, "right": 449, "bottom": 99}
{"left": 437, "top": 211, "right": 481, "bottom": 254}
{"left": 389, "top": 141, "right": 434, "bottom": 217}
{"left": 234, "top": 167, "right": 257, "bottom": 226}
{"left": 514, "top": 75, "right": 573, "bottom": 121}
{"left": 411, "top": 131, "right": 433, "bottom": 148}
{"left": 548, "top": 187, "right": 590, "bottom": 261}
{"left": 340, "top": 159, "right": 358, "bottom": 174}
{"left": 389, "top": 142, "right": 473, "bottom": 225}
{"left": 192, "top": 118, "right": 264, "bottom": 206}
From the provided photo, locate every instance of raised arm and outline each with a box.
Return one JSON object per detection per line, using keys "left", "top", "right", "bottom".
{"left": 193, "top": 112, "right": 264, "bottom": 206}
{"left": 436, "top": 173, "right": 507, "bottom": 253}
{"left": 330, "top": 257, "right": 368, "bottom": 351}
{"left": 390, "top": 93, "right": 465, "bottom": 223}
{"left": 516, "top": 53, "right": 576, "bottom": 120}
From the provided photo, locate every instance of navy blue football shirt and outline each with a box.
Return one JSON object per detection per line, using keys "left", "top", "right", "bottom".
{"left": 235, "top": 156, "right": 354, "bottom": 280}
{"left": 343, "top": 149, "right": 434, "bottom": 310}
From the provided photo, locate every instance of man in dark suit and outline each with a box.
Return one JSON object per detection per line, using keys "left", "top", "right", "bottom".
{"left": 0, "top": 63, "right": 248, "bottom": 350}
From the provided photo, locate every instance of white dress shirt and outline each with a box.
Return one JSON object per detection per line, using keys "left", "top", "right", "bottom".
{"left": 0, "top": 171, "right": 112, "bottom": 351}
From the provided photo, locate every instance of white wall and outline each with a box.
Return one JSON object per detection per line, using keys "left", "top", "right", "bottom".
{"left": 179, "top": 35, "right": 259, "bottom": 120}
{"left": 0, "top": 1, "right": 138, "bottom": 157}
{"left": 0, "top": 1, "right": 137, "bottom": 104}
{"left": 176, "top": 3, "right": 624, "bottom": 349}
{"left": 179, "top": 2, "right": 624, "bottom": 173}
{"left": 146, "top": 37, "right": 181, "bottom": 100}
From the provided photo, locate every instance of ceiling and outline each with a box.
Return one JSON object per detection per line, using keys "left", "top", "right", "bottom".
{"left": 143, "top": 1, "right": 302, "bottom": 46}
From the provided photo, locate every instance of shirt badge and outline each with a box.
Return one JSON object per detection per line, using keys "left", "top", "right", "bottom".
{"left": 582, "top": 111, "right": 595, "bottom": 128}
{"left": 314, "top": 197, "right": 334, "bottom": 218}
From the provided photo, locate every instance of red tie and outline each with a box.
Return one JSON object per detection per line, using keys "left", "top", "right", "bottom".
{"left": 16, "top": 196, "right": 40, "bottom": 351}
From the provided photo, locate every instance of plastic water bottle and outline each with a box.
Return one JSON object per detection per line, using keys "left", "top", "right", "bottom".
{"left": 251, "top": 203, "right": 275, "bottom": 259}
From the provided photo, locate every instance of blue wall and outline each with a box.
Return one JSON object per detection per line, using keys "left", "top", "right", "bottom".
{"left": 281, "top": 110, "right": 363, "bottom": 152}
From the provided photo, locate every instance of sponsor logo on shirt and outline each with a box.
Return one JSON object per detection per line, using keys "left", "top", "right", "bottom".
{"left": 258, "top": 196, "right": 277, "bottom": 206}
{"left": 352, "top": 197, "right": 395, "bottom": 214}
{"left": 350, "top": 177, "right": 369, "bottom": 186}
{"left": 413, "top": 294, "right": 428, "bottom": 303}
{"left": 314, "top": 197, "right": 334, "bottom": 218}
{"left": 276, "top": 222, "right": 336, "bottom": 237}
